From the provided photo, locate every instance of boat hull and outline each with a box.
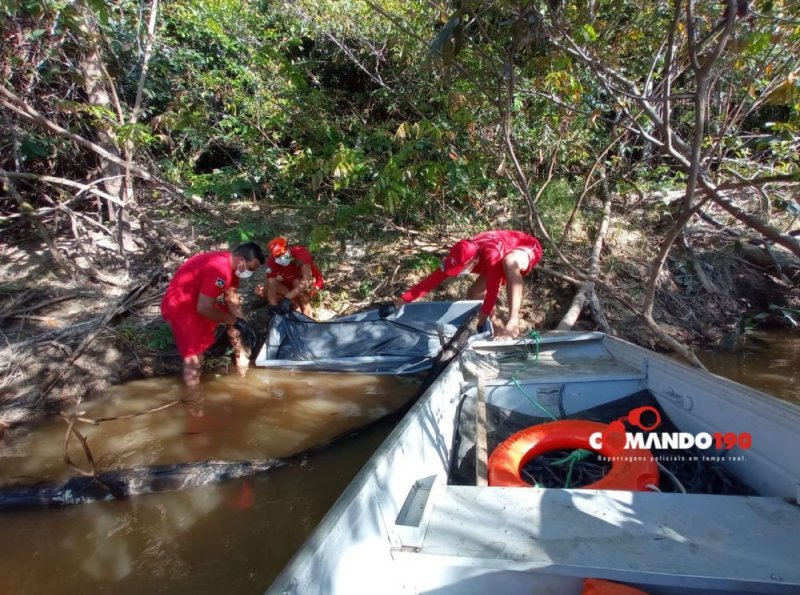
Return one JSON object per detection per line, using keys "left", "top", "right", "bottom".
{"left": 266, "top": 331, "right": 800, "bottom": 594}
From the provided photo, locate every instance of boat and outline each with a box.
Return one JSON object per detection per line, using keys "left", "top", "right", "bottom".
{"left": 266, "top": 329, "right": 800, "bottom": 594}
{"left": 254, "top": 300, "right": 483, "bottom": 375}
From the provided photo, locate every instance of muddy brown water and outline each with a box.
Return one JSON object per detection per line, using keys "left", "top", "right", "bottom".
{"left": 698, "top": 329, "right": 800, "bottom": 405}
{"left": 0, "top": 369, "right": 417, "bottom": 595}
{"left": 0, "top": 331, "right": 797, "bottom": 594}
{"left": 0, "top": 370, "right": 417, "bottom": 484}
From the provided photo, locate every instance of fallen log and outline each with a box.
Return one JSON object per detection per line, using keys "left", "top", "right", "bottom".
{"left": 557, "top": 171, "right": 612, "bottom": 330}
{"left": 0, "top": 458, "right": 282, "bottom": 512}
{"left": 737, "top": 240, "right": 800, "bottom": 285}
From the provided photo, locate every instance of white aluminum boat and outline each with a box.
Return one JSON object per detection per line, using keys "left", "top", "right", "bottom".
{"left": 266, "top": 330, "right": 800, "bottom": 594}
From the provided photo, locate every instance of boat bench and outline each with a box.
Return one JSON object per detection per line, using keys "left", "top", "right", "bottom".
{"left": 469, "top": 334, "right": 648, "bottom": 417}
{"left": 474, "top": 363, "right": 647, "bottom": 418}
{"left": 395, "top": 485, "right": 800, "bottom": 593}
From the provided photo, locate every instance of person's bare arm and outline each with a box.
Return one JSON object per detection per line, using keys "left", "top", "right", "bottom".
{"left": 266, "top": 277, "right": 279, "bottom": 305}
{"left": 222, "top": 288, "right": 250, "bottom": 372}
{"left": 223, "top": 287, "right": 245, "bottom": 319}
{"left": 197, "top": 294, "right": 237, "bottom": 325}
{"left": 287, "top": 264, "right": 313, "bottom": 299}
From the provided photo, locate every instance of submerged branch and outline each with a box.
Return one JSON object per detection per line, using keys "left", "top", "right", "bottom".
{"left": 0, "top": 459, "right": 283, "bottom": 511}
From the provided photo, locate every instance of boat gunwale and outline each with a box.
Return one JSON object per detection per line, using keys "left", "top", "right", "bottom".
{"left": 266, "top": 330, "right": 800, "bottom": 595}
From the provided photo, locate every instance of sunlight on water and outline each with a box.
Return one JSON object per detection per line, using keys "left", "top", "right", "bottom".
{"left": 0, "top": 369, "right": 417, "bottom": 484}
{"left": 698, "top": 329, "right": 800, "bottom": 404}
{"left": 0, "top": 370, "right": 417, "bottom": 595}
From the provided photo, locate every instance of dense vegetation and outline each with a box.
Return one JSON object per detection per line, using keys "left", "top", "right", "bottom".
{"left": 1, "top": 1, "right": 799, "bottom": 412}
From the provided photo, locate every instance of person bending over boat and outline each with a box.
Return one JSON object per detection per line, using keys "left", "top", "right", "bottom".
{"left": 382, "top": 230, "right": 542, "bottom": 341}
{"left": 161, "top": 242, "right": 264, "bottom": 386}
{"left": 255, "top": 236, "right": 324, "bottom": 318}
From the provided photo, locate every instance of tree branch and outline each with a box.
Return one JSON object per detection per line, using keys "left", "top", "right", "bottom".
{"left": 0, "top": 86, "right": 153, "bottom": 182}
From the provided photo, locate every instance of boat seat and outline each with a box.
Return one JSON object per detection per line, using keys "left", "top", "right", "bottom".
{"left": 395, "top": 485, "right": 800, "bottom": 593}
{"left": 487, "top": 359, "right": 646, "bottom": 386}
{"left": 472, "top": 355, "right": 647, "bottom": 416}
{"left": 466, "top": 335, "right": 647, "bottom": 416}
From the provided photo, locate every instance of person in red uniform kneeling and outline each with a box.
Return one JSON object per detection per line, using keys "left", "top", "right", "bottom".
{"left": 161, "top": 242, "right": 265, "bottom": 386}
{"left": 254, "top": 237, "right": 324, "bottom": 318}
{"left": 385, "top": 230, "right": 542, "bottom": 341}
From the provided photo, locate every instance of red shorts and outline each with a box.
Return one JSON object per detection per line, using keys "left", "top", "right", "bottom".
{"left": 166, "top": 303, "right": 230, "bottom": 358}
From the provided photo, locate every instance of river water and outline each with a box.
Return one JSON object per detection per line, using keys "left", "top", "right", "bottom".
{"left": 697, "top": 328, "right": 799, "bottom": 405}
{"left": 0, "top": 370, "right": 417, "bottom": 595}
{"left": 0, "top": 331, "right": 797, "bottom": 594}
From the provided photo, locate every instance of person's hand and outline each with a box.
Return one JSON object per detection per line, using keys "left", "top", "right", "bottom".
{"left": 233, "top": 317, "right": 259, "bottom": 352}
{"left": 278, "top": 297, "right": 293, "bottom": 313}
{"left": 476, "top": 321, "right": 490, "bottom": 334}
{"left": 254, "top": 284, "right": 266, "bottom": 299}
{"left": 378, "top": 302, "right": 397, "bottom": 318}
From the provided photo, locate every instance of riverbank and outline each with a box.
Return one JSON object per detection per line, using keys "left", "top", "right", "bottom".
{"left": 1, "top": 194, "right": 797, "bottom": 431}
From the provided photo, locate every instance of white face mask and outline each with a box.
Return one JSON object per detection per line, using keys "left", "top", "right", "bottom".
{"left": 275, "top": 254, "right": 292, "bottom": 266}
{"left": 458, "top": 259, "right": 477, "bottom": 277}
{"left": 236, "top": 262, "right": 254, "bottom": 279}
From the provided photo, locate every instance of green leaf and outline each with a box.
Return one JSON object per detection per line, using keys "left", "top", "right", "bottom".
{"left": 19, "top": 136, "right": 49, "bottom": 159}
{"left": 311, "top": 169, "right": 325, "bottom": 191}
{"left": 86, "top": 0, "right": 109, "bottom": 26}
{"left": 429, "top": 15, "right": 460, "bottom": 59}
{"left": 580, "top": 24, "right": 598, "bottom": 43}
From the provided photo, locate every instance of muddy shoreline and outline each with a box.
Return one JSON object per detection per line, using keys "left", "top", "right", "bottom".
{"left": 1, "top": 216, "right": 795, "bottom": 433}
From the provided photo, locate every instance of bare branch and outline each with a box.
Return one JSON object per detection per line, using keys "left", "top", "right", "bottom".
{"left": 702, "top": 182, "right": 800, "bottom": 259}
{"left": 2, "top": 171, "right": 126, "bottom": 206}
{"left": 0, "top": 86, "right": 154, "bottom": 182}
{"left": 557, "top": 171, "right": 612, "bottom": 330}
{"left": 713, "top": 173, "right": 799, "bottom": 192}
{"left": 0, "top": 169, "right": 77, "bottom": 277}
{"left": 130, "top": 0, "right": 159, "bottom": 125}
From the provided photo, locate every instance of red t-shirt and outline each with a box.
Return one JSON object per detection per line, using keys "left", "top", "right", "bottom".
{"left": 401, "top": 230, "right": 542, "bottom": 316}
{"left": 161, "top": 251, "right": 239, "bottom": 357}
{"left": 265, "top": 245, "right": 324, "bottom": 290}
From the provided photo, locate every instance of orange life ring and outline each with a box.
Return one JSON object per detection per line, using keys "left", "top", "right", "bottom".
{"left": 487, "top": 420, "right": 659, "bottom": 491}
{"left": 582, "top": 578, "right": 650, "bottom": 595}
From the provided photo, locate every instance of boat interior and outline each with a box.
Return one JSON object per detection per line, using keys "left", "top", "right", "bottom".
{"left": 268, "top": 330, "right": 800, "bottom": 595}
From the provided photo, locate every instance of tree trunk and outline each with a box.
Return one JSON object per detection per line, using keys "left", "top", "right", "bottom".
{"left": 77, "top": 2, "right": 135, "bottom": 255}
{"left": 557, "top": 172, "right": 612, "bottom": 330}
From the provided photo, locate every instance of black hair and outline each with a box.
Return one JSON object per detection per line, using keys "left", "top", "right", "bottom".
{"left": 233, "top": 241, "right": 266, "bottom": 264}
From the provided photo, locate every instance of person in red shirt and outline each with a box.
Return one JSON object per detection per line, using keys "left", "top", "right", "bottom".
{"left": 385, "top": 230, "right": 542, "bottom": 340}
{"left": 161, "top": 242, "right": 265, "bottom": 386}
{"left": 254, "top": 237, "right": 324, "bottom": 318}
